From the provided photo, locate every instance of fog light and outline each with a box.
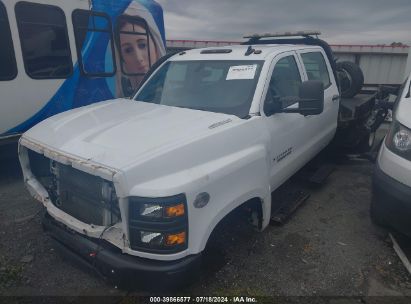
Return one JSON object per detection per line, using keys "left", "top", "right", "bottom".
{"left": 165, "top": 232, "right": 186, "bottom": 246}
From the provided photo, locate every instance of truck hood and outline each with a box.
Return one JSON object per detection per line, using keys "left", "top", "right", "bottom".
{"left": 23, "top": 99, "right": 238, "bottom": 169}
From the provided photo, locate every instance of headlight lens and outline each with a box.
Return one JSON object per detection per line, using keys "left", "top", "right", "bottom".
{"left": 385, "top": 120, "right": 411, "bottom": 160}
{"left": 128, "top": 194, "right": 188, "bottom": 253}
{"left": 136, "top": 202, "right": 185, "bottom": 219}
{"left": 140, "top": 203, "right": 164, "bottom": 218}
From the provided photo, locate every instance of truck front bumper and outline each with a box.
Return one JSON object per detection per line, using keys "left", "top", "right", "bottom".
{"left": 372, "top": 164, "right": 411, "bottom": 238}
{"left": 42, "top": 213, "right": 201, "bottom": 289}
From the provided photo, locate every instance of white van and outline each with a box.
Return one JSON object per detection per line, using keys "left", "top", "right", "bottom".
{"left": 371, "top": 73, "right": 411, "bottom": 237}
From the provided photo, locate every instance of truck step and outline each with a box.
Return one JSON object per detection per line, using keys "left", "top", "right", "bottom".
{"left": 270, "top": 189, "right": 310, "bottom": 225}
{"left": 308, "top": 164, "right": 335, "bottom": 185}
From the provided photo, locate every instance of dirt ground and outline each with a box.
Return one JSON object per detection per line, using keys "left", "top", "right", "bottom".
{"left": 1, "top": 126, "right": 411, "bottom": 299}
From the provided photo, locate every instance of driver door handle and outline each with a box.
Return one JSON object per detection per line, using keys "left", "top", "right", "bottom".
{"left": 332, "top": 95, "right": 340, "bottom": 101}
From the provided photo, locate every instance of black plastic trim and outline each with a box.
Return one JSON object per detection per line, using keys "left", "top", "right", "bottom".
{"left": 42, "top": 213, "right": 201, "bottom": 289}
{"left": 128, "top": 194, "right": 188, "bottom": 253}
{"left": 200, "top": 49, "right": 232, "bottom": 54}
{"left": 372, "top": 162, "right": 411, "bottom": 237}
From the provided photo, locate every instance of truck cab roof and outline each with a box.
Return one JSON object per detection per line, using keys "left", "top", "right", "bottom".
{"left": 170, "top": 44, "right": 323, "bottom": 61}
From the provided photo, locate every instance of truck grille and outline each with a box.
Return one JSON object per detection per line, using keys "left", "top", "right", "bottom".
{"left": 28, "top": 150, "right": 121, "bottom": 226}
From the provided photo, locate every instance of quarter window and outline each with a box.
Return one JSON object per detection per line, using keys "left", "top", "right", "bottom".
{"left": 72, "top": 9, "right": 116, "bottom": 77}
{"left": 15, "top": 2, "right": 73, "bottom": 79}
{"left": 0, "top": 1, "right": 17, "bottom": 80}
{"left": 301, "top": 52, "right": 331, "bottom": 88}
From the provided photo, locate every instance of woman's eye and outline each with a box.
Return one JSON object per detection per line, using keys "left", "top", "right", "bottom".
{"left": 137, "top": 41, "right": 147, "bottom": 50}
{"left": 123, "top": 47, "right": 133, "bottom": 54}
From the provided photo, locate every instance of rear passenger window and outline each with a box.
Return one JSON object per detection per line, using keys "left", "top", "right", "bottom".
{"left": 15, "top": 2, "right": 73, "bottom": 79}
{"left": 0, "top": 2, "right": 17, "bottom": 80}
{"left": 301, "top": 52, "right": 331, "bottom": 88}
{"left": 72, "top": 10, "right": 116, "bottom": 77}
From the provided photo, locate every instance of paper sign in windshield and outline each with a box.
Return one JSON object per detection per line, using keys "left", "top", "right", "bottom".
{"left": 226, "top": 65, "right": 257, "bottom": 80}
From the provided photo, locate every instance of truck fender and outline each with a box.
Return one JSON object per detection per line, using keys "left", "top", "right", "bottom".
{"left": 197, "top": 187, "right": 271, "bottom": 253}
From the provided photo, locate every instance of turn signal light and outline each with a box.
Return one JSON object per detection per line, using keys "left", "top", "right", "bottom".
{"left": 165, "top": 203, "right": 185, "bottom": 217}
{"left": 165, "top": 232, "right": 186, "bottom": 246}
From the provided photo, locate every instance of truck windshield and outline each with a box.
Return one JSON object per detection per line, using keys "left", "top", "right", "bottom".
{"left": 134, "top": 60, "right": 263, "bottom": 118}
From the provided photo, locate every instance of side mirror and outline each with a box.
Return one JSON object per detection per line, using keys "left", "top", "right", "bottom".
{"left": 279, "top": 80, "right": 324, "bottom": 116}
{"left": 297, "top": 80, "right": 324, "bottom": 115}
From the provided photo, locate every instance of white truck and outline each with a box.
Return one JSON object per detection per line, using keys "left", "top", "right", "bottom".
{"left": 18, "top": 31, "right": 386, "bottom": 288}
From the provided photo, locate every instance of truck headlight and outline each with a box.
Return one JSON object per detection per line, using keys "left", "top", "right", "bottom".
{"left": 385, "top": 120, "right": 411, "bottom": 160}
{"left": 138, "top": 202, "right": 185, "bottom": 219}
{"left": 128, "top": 194, "right": 188, "bottom": 253}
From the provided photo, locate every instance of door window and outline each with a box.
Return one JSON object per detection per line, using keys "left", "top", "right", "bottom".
{"left": 15, "top": 2, "right": 73, "bottom": 79}
{"left": 301, "top": 52, "right": 331, "bottom": 88}
{"left": 264, "top": 55, "right": 302, "bottom": 114}
{"left": 0, "top": 1, "right": 17, "bottom": 80}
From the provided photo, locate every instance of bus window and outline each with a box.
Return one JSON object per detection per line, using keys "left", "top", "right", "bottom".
{"left": 0, "top": 1, "right": 17, "bottom": 80}
{"left": 15, "top": 2, "right": 73, "bottom": 79}
{"left": 72, "top": 10, "right": 116, "bottom": 77}
{"left": 116, "top": 15, "right": 153, "bottom": 76}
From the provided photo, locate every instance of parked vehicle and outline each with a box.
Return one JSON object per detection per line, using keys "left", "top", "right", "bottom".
{"left": 0, "top": 0, "right": 166, "bottom": 145}
{"left": 18, "top": 31, "right": 389, "bottom": 288}
{"left": 371, "top": 73, "right": 411, "bottom": 237}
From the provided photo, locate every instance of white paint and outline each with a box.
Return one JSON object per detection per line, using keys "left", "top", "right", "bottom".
{"left": 377, "top": 72, "right": 411, "bottom": 188}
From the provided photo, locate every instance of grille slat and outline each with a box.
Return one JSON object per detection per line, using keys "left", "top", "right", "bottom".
{"left": 28, "top": 150, "right": 121, "bottom": 226}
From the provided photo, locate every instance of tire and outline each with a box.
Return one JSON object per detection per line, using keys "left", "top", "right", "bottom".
{"left": 336, "top": 61, "right": 364, "bottom": 98}
{"left": 358, "top": 131, "right": 376, "bottom": 152}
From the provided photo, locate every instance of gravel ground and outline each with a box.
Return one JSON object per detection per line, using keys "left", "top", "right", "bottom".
{"left": 0, "top": 126, "right": 410, "bottom": 298}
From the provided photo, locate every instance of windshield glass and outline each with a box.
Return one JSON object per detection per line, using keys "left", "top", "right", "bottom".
{"left": 134, "top": 60, "right": 263, "bottom": 118}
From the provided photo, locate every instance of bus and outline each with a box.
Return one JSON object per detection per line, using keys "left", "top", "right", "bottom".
{"left": 0, "top": 0, "right": 166, "bottom": 144}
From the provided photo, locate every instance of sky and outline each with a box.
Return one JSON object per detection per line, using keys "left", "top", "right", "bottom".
{"left": 156, "top": 0, "right": 411, "bottom": 45}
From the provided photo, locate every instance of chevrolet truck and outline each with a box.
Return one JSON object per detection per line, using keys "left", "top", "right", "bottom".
{"left": 18, "top": 31, "right": 388, "bottom": 288}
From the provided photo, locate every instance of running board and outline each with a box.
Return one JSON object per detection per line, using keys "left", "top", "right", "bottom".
{"left": 308, "top": 164, "right": 335, "bottom": 185}
{"left": 270, "top": 189, "right": 310, "bottom": 225}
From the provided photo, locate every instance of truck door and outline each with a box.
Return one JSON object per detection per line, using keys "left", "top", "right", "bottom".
{"left": 263, "top": 51, "right": 319, "bottom": 192}
{"left": 297, "top": 49, "right": 340, "bottom": 146}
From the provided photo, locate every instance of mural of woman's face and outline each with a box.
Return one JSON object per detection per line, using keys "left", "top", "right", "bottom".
{"left": 120, "top": 22, "right": 158, "bottom": 87}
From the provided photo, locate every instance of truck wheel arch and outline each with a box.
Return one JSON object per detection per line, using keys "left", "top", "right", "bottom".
{"left": 198, "top": 194, "right": 270, "bottom": 253}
